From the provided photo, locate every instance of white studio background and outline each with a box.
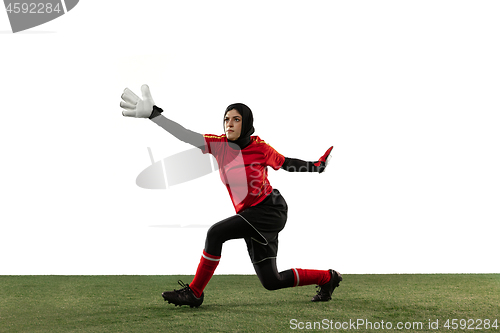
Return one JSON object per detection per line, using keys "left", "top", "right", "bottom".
{"left": 0, "top": 1, "right": 499, "bottom": 275}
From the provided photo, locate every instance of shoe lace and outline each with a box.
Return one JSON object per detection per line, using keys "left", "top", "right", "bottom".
{"left": 174, "top": 280, "right": 191, "bottom": 294}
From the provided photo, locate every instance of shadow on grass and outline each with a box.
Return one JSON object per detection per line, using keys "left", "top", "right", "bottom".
{"left": 143, "top": 293, "right": 443, "bottom": 322}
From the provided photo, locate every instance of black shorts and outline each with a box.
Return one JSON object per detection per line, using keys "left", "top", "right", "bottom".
{"left": 238, "top": 189, "right": 288, "bottom": 264}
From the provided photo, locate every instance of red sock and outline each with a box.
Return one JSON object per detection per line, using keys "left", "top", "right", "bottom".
{"left": 189, "top": 250, "right": 221, "bottom": 298}
{"left": 292, "top": 268, "right": 331, "bottom": 287}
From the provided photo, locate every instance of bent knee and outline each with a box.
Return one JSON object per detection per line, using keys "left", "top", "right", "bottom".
{"left": 206, "top": 224, "right": 227, "bottom": 244}
{"left": 204, "top": 225, "right": 225, "bottom": 254}
{"left": 260, "top": 279, "right": 282, "bottom": 291}
{"left": 206, "top": 224, "right": 218, "bottom": 241}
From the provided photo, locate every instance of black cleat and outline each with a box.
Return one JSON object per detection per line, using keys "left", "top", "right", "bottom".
{"left": 311, "top": 269, "right": 342, "bottom": 302}
{"left": 162, "top": 280, "right": 204, "bottom": 308}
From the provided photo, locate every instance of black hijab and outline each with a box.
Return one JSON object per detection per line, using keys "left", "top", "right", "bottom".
{"left": 224, "top": 103, "right": 255, "bottom": 149}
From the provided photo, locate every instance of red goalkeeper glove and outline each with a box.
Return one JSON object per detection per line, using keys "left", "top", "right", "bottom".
{"left": 314, "top": 146, "right": 333, "bottom": 173}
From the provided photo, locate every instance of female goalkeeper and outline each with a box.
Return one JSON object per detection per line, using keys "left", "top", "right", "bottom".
{"left": 120, "top": 85, "right": 341, "bottom": 308}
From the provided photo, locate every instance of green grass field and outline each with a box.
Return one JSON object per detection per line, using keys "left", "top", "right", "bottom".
{"left": 1, "top": 274, "right": 499, "bottom": 332}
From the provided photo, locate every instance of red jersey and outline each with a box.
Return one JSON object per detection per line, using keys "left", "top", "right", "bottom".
{"left": 202, "top": 134, "right": 285, "bottom": 213}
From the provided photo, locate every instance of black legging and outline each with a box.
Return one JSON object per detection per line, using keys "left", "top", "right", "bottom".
{"left": 205, "top": 215, "right": 294, "bottom": 290}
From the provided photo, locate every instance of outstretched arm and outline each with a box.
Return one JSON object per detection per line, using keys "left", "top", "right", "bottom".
{"left": 149, "top": 108, "right": 205, "bottom": 149}
{"left": 281, "top": 146, "right": 333, "bottom": 173}
{"left": 120, "top": 85, "right": 205, "bottom": 149}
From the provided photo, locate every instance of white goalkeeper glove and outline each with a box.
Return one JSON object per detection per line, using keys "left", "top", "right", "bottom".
{"left": 120, "top": 84, "right": 155, "bottom": 118}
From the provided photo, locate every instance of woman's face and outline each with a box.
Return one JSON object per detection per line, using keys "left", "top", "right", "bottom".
{"left": 224, "top": 109, "right": 242, "bottom": 141}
